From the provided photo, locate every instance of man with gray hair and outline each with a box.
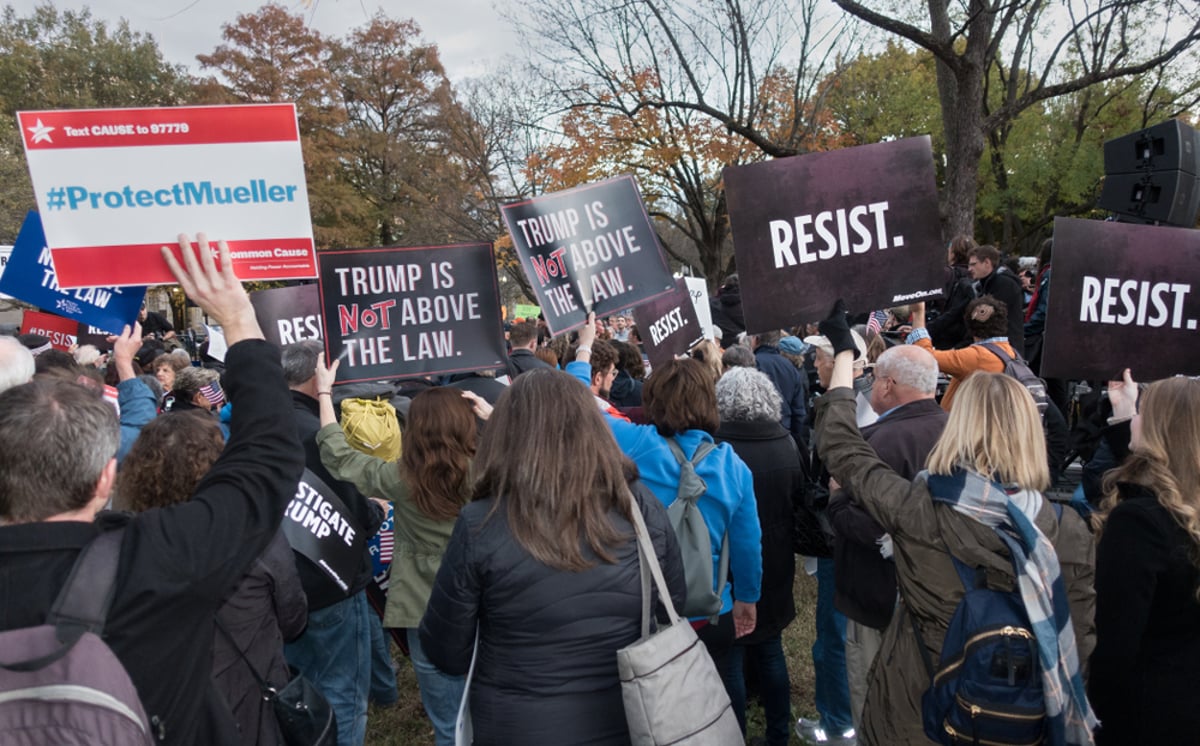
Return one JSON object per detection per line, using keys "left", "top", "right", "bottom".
{"left": 827, "top": 344, "right": 947, "bottom": 735}
{"left": 0, "top": 234, "right": 304, "bottom": 744}
{"left": 281, "top": 340, "right": 383, "bottom": 746}
{"left": 0, "top": 335, "right": 34, "bottom": 393}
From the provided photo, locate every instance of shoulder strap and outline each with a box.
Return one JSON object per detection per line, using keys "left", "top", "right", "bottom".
{"left": 978, "top": 341, "right": 1013, "bottom": 365}
{"left": 665, "top": 436, "right": 717, "bottom": 467}
{"left": 49, "top": 527, "right": 126, "bottom": 637}
{"left": 214, "top": 618, "right": 275, "bottom": 696}
{"left": 4, "top": 528, "right": 127, "bottom": 673}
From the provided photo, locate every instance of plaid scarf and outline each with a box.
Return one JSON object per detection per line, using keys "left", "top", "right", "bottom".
{"left": 927, "top": 469, "right": 1098, "bottom": 746}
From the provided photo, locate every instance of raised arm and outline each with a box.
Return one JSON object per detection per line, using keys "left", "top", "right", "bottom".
{"left": 134, "top": 233, "right": 302, "bottom": 600}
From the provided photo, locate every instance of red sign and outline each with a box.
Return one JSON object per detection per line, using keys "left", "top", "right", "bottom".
{"left": 20, "top": 310, "right": 79, "bottom": 351}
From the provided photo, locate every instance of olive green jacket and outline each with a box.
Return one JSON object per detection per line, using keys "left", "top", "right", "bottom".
{"left": 316, "top": 423, "right": 458, "bottom": 629}
{"left": 815, "top": 388, "right": 1096, "bottom": 746}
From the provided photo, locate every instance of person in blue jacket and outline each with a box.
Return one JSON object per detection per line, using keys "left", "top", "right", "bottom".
{"left": 570, "top": 314, "right": 762, "bottom": 686}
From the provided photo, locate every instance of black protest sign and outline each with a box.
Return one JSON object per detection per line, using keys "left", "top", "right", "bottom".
{"left": 1041, "top": 217, "right": 1200, "bottom": 381}
{"left": 282, "top": 469, "right": 366, "bottom": 597}
{"left": 501, "top": 175, "right": 676, "bottom": 335}
{"left": 317, "top": 243, "right": 506, "bottom": 384}
{"left": 632, "top": 278, "right": 705, "bottom": 371}
{"left": 251, "top": 283, "right": 323, "bottom": 347}
{"left": 76, "top": 324, "right": 114, "bottom": 352}
{"left": 724, "top": 136, "right": 944, "bottom": 332}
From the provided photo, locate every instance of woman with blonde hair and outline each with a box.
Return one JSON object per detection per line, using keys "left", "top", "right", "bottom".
{"left": 1088, "top": 371, "right": 1200, "bottom": 744}
{"left": 313, "top": 359, "right": 487, "bottom": 746}
{"left": 418, "top": 369, "right": 685, "bottom": 745}
{"left": 812, "top": 302, "right": 1097, "bottom": 746}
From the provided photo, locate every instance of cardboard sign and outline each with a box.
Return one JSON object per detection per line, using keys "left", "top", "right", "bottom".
{"left": 1041, "top": 217, "right": 1200, "bottom": 380}
{"left": 318, "top": 242, "right": 507, "bottom": 384}
{"left": 501, "top": 175, "right": 676, "bottom": 334}
{"left": 632, "top": 278, "right": 705, "bottom": 371}
{"left": 20, "top": 309, "right": 78, "bottom": 351}
{"left": 723, "top": 137, "right": 944, "bottom": 332}
{"left": 0, "top": 212, "right": 145, "bottom": 334}
{"left": 18, "top": 104, "right": 316, "bottom": 288}
{"left": 251, "top": 283, "right": 323, "bottom": 348}
{"left": 684, "top": 277, "right": 714, "bottom": 340}
{"left": 282, "top": 469, "right": 366, "bottom": 597}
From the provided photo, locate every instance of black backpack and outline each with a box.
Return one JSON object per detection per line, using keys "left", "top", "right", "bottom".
{"left": 978, "top": 343, "right": 1049, "bottom": 417}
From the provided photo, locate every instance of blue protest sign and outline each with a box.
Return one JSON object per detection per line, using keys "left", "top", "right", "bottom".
{"left": 0, "top": 211, "right": 146, "bottom": 335}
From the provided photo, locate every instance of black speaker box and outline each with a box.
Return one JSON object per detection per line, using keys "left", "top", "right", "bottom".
{"left": 1098, "top": 169, "right": 1200, "bottom": 227}
{"left": 1103, "top": 119, "right": 1198, "bottom": 175}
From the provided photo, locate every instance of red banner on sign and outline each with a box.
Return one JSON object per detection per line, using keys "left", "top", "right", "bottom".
{"left": 20, "top": 310, "right": 79, "bottom": 351}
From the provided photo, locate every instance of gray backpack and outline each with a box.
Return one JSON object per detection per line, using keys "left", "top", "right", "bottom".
{"left": 665, "top": 438, "right": 730, "bottom": 621}
{"left": 0, "top": 528, "right": 155, "bottom": 745}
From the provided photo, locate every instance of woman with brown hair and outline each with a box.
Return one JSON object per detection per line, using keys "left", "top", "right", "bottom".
{"left": 418, "top": 368, "right": 685, "bottom": 746}
{"left": 1089, "top": 371, "right": 1200, "bottom": 744}
{"left": 116, "top": 411, "right": 307, "bottom": 746}
{"left": 313, "top": 361, "right": 486, "bottom": 746}
{"left": 567, "top": 316, "right": 762, "bottom": 699}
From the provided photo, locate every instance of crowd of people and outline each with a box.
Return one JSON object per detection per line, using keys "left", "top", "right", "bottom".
{"left": 0, "top": 231, "right": 1197, "bottom": 746}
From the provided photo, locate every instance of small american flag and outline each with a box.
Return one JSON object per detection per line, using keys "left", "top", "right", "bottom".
{"left": 867, "top": 310, "right": 889, "bottom": 335}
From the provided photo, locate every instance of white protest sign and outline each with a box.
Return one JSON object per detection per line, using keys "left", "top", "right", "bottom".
{"left": 683, "top": 276, "right": 713, "bottom": 341}
{"left": 18, "top": 104, "right": 316, "bottom": 288}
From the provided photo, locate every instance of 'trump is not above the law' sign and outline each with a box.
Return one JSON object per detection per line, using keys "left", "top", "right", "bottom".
{"left": 318, "top": 243, "right": 507, "bottom": 384}
{"left": 501, "top": 175, "right": 676, "bottom": 335}
{"left": 1042, "top": 217, "right": 1200, "bottom": 381}
{"left": 723, "top": 136, "right": 944, "bottom": 332}
{"left": 19, "top": 103, "right": 316, "bottom": 288}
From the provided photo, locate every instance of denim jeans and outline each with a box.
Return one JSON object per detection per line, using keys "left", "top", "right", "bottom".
{"left": 285, "top": 592, "right": 372, "bottom": 746}
{"left": 813, "top": 557, "right": 853, "bottom": 732}
{"left": 368, "top": 609, "right": 398, "bottom": 706}
{"left": 406, "top": 628, "right": 467, "bottom": 746}
{"left": 728, "top": 633, "right": 793, "bottom": 746}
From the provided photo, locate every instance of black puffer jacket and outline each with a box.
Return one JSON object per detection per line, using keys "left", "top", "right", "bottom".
{"left": 714, "top": 419, "right": 802, "bottom": 642}
{"left": 419, "top": 482, "right": 685, "bottom": 746}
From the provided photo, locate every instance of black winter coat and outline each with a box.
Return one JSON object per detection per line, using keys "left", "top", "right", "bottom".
{"left": 0, "top": 340, "right": 304, "bottom": 746}
{"left": 1089, "top": 419, "right": 1200, "bottom": 745}
{"left": 213, "top": 530, "right": 308, "bottom": 746}
{"left": 714, "top": 419, "right": 803, "bottom": 642}
{"left": 419, "top": 482, "right": 686, "bottom": 746}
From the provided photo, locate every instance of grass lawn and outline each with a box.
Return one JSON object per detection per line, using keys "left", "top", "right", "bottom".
{"left": 366, "top": 569, "right": 821, "bottom": 745}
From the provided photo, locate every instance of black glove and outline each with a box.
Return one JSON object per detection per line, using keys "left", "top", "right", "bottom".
{"left": 818, "top": 299, "right": 860, "bottom": 359}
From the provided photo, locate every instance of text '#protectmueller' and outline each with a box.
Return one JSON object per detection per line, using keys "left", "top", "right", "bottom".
{"left": 44, "top": 178, "right": 301, "bottom": 211}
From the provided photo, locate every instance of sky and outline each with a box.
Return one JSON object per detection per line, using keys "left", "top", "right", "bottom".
{"left": 5, "top": 0, "right": 517, "bottom": 83}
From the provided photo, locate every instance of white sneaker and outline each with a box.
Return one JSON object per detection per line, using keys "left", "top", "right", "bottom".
{"left": 795, "top": 717, "right": 857, "bottom": 745}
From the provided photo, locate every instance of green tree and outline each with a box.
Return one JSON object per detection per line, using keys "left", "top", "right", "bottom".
{"left": 832, "top": 0, "right": 1200, "bottom": 238}
{"left": 0, "top": 3, "right": 192, "bottom": 239}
